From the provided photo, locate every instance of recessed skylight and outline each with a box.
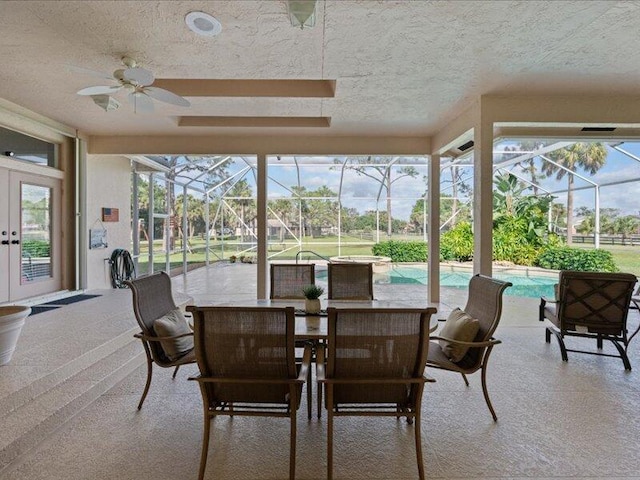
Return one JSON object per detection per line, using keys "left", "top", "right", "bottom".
{"left": 185, "top": 11, "right": 222, "bottom": 37}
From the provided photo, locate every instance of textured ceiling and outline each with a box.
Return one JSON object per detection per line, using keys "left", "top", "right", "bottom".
{"left": 0, "top": 0, "right": 639, "bottom": 137}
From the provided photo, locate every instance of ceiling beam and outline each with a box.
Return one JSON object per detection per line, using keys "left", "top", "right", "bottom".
{"left": 152, "top": 79, "right": 336, "bottom": 98}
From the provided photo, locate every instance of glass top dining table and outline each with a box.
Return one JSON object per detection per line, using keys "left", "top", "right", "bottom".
{"left": 186, "top": 298, "right": 439, "bottom": 341}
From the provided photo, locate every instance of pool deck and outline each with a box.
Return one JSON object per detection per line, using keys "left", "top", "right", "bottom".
{"left": 172, "top": 262, "right": 542, "bottom": 326}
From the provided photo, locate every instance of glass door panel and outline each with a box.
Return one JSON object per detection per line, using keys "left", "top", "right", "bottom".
{"left": 9, "top": 172, "right": 61, "bottom": 300}
{"left": 20, "top": 183, "right": 53, "bottom": 284}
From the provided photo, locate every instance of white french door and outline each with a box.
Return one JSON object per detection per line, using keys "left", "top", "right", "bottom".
{"left": 0, "top": 168, "right": 62, "bottom": 302}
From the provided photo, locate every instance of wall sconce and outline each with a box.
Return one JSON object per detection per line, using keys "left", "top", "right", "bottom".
{"left": 287, "top": 0, "right": 317, "bottom": 29}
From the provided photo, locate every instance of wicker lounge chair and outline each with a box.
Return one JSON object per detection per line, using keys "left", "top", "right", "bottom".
{"left": 125, "top": 271, "right": 196, "bottom": 409}
{"left": 327, "top": 262, "right": 373, "bottom": 300}
{"left": 318, "top": 306, "right": 436, "bottom": 480}
{"left": 187, "top": 306, "right": 311, "bottom": 480}
{"left": 426, "top": 274, "right": 512, "bottom": 422}
{"left": 539, "top": 270, "right": 638, "bottom": 370}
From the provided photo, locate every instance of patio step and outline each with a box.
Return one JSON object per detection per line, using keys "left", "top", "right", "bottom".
{"left": 0, "top": 333, "right": 143, "bottom": 474}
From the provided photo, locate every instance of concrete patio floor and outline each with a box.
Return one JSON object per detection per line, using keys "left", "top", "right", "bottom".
{"left": 1, "top": 263, "right": 640, "bottom": 479}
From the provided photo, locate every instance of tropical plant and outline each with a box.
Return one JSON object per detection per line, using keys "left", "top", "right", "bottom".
{"left": 493, "top": 173, "right": 554, "bottom": 244}
{"left": 302, "top": 284, "right": 324, "bottom": 299}
{"left": 541, "top": 143, "right": 607, "bottom": 244}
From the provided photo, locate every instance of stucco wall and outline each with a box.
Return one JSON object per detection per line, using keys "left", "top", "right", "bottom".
{"left": 86, "top": 155, "right": 131, "bottom": 289}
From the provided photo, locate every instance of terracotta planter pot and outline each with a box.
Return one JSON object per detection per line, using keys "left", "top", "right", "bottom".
{"left": 0, "top": 306, "right": 31, "bottom": 365}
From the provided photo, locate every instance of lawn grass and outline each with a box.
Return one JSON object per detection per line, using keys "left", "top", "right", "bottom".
{"left": 134, "top": 236, "right": 640, "bottom": 278}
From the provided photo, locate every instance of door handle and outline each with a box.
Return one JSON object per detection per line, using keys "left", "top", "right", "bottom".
{"left": 11, "top": 240, "right": 19, "bottom": 245}
{"left": 1, "top": 240, "right": 8, "bottom": 245}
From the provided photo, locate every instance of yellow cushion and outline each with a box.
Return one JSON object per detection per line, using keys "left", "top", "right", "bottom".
{"left": 439, "top": 308, "right": 480, "bottom": 362}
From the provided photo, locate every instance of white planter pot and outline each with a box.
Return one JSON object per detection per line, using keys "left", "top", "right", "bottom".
{"left": 304, "top": 298, "right": 321, "bottom": 314}
{"left": 0, "top": 306, "right": 31, "bottom": 366}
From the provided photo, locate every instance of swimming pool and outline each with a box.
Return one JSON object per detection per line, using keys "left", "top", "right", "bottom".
{"left": 317, "top": 265, "right": 557, "bottom": 298}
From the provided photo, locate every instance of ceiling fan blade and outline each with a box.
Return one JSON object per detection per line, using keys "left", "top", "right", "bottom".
{"left": 128, "top": 92, "right": 155, "bottom": 114}
{"left": 123, "top": 67, "right": 155, "bottom": 86}
{"left": 77, "top": 85, "right": 122, "bottom": 96}
{"left": 144, "top": 87, "right": 191, "bottom": 107}
{"left": 67, "top": 64, "right": 113, "bottom": 80}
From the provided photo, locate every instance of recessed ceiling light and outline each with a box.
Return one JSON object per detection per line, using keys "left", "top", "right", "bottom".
{"left": 185, "top": 11, "right": 222, "bottom": 37}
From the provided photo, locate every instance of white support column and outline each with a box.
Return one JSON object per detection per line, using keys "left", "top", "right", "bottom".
{"left": 204, "top": 194, "right": 210, "bottom": 265}
{"left": 148, "top": 173, "right": 154, "bottom": 273}
{"left": 428, "top": 154, "right": 440, "bottom": 303}
{"left": 473, "top": 117, "right": 493, "bottom": 276}
{"left": 182, "top": 184, "right": 188, "bottom": 279}
{"left": 595, "top": 186, "right": 600, "bottom": 248}
{"left": 257, "top": 153, "right": 268, "bottom": 299}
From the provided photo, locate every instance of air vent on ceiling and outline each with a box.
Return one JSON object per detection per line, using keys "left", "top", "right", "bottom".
{"left": 581, "top": 127, "right": 616, "bottom": 132}
{"left": 458, "top": 140, "right": 474, "bottom": 151}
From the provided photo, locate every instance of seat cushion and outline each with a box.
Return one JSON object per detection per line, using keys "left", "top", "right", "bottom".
{"left": 153, "top": 309, "right": 194, "bottom": 361}
{"left": 438, "top": 308, "right": 480, "bottom": 362}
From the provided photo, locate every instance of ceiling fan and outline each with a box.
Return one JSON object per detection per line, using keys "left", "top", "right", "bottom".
{"left": 75, "top": 57, "right": 190, "bottom": 113}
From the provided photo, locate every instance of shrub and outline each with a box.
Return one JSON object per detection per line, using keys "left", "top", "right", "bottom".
{"left": 535, "top": 247, "right": 618, "bottom": 272}
{"left": 372, "top": 240, "right": 427, "bottom": 262}
{"left": 22, "top": 240, "right": 50, "bottom": 257}
{"left": 440, "top": 222, "right": 474, "bottom": 262}
{"left": 492, "top": 217, "right": 539, "bottom": 265}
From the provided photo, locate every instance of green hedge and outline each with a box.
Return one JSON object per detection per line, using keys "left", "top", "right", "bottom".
{"left": 535, "top": 247, "right": 618, "bottom": 272}
{"left": 372, "top": 240, "right": 427, "bottom": 262}
{"left": 22, "top": 240, "right": 50, "bottom": 257}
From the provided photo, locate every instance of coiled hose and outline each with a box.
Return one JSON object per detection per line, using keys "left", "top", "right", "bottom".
{"left": 109, "top": 249, "right": 136, "bottom": 288}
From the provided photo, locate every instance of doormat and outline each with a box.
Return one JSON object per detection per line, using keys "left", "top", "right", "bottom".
{"left": 41, "top": 294, "right": 102, "bottom": 306}
{"left": 29, "top": 305, "right": 62, "bottom": 316}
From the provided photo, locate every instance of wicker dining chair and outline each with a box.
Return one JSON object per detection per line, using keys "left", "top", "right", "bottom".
{"left": 187, "top": 306, "right": 311, "bottom": 480}
{"left": 317, "top": 306, "right": 437, "bottom": 480}
{"left": 270, "top": 263, "right": 315, "bottom": 299}
{"left": 327, "top": 262, "right": 373, "bottom": 300}
{"left": 125, "top": 271, "right": 196, "bottom": 410}
{"left": 270, "top": 263, "right": 317, "bottom": 419}
{"left": 426, "top": 274, "right": 512, "bottom": 422}
{"left": 539, "top": 270, "right": 638, "bottom": 370}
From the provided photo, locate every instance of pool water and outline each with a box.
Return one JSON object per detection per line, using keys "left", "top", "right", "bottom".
{"left": 317, "top": 266, "right": 556, "bottom": 298}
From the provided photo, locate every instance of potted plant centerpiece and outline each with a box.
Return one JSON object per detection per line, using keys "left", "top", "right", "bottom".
{"left": 302, "top": 284, "right": 324, "bottom": 314}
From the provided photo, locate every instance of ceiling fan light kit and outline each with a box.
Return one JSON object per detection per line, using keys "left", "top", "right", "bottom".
{"left": 91, "top": 94, "right": 120, "bottom": 112}
{"left": 287, "top": 0, "right": 317, "bottom": 29}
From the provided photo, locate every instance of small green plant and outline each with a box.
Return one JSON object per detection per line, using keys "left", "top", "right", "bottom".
{"left": 302, "top": 284, "right": 324, "bottom": 299}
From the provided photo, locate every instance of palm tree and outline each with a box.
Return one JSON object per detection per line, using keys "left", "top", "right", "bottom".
{"left": 613, "top": 215, "right": 640, "bottom": 244}
{"left": 227, "top": 179, "right": 254, "bottom": 242}
{"left": 542, "top": 143, "right": 607, "bottom": 244}
{"left": 515, "top": 141, "right": 546, "bottom": 194}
